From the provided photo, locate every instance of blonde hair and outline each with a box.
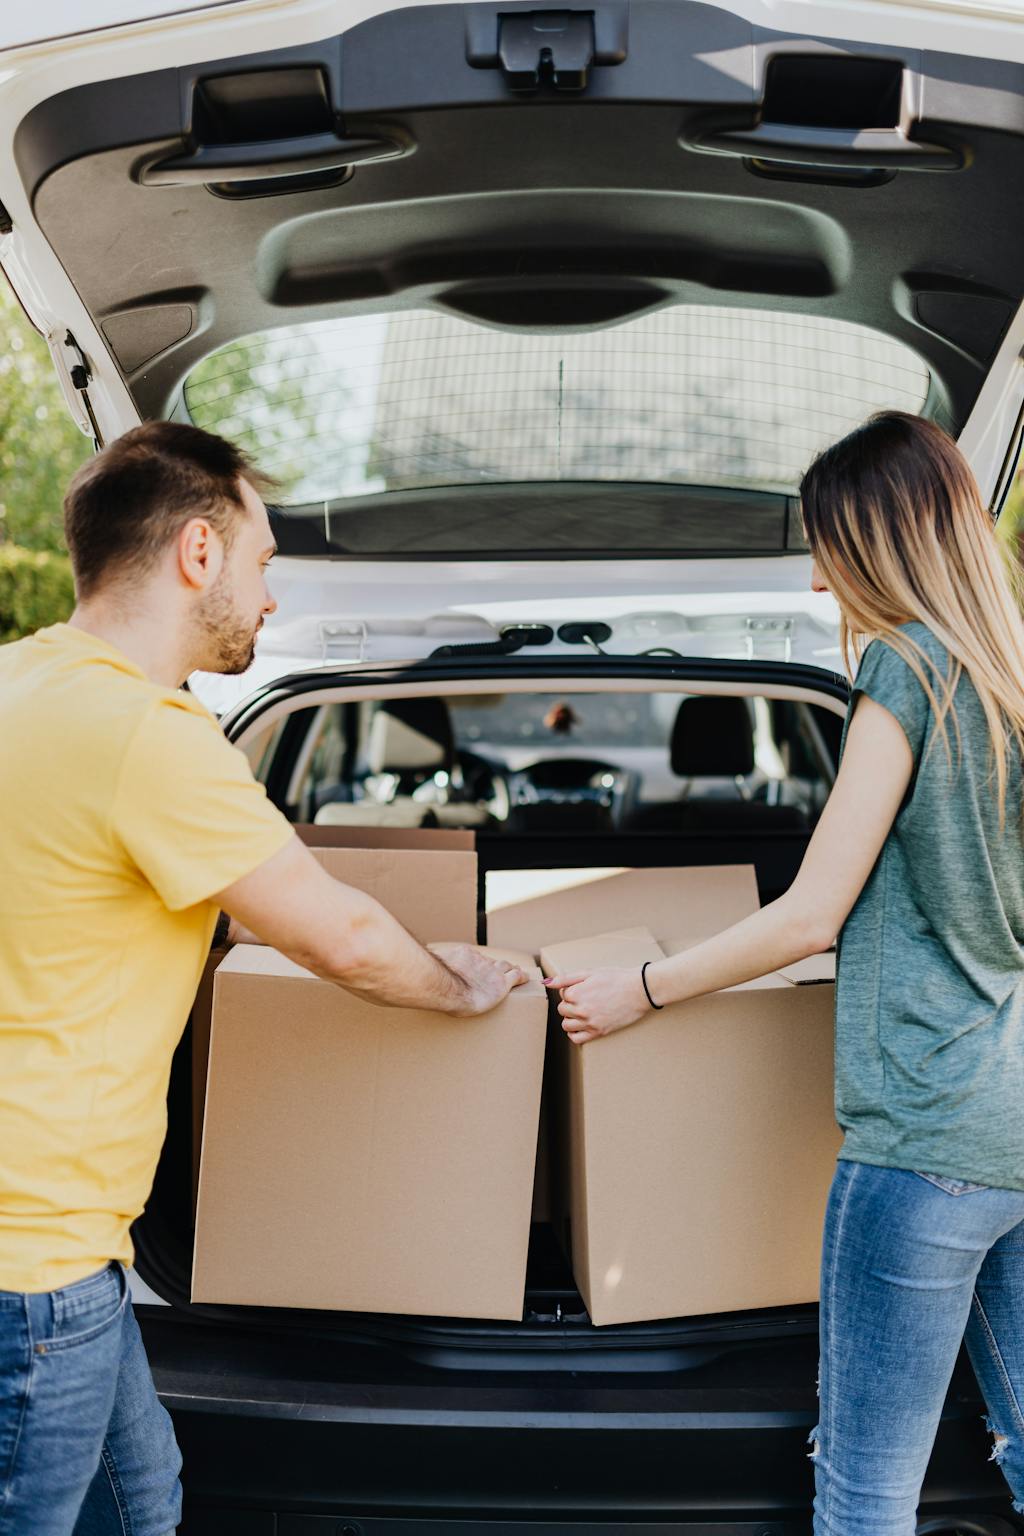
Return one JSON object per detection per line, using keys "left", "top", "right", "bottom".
{"left": 800, "top": 411, "right": 1024, "bottom": 824}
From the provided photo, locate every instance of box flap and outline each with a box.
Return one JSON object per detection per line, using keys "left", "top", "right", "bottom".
{"left": 310, "top": 846, "right": 477, "bottom": 945}
{"left": 296, "top": 823, "right": 474, "bottom": 851}
{"left": 542, "top": 927, "right": 782, "bottom": 993}
{"left": 476, "top": 946, "right": 544, "bottom": 985}
{"left": 540, "top": 926, "right": 664, "bottom": 978}
{"left": 216, "top": 944, "right": 312, "bottom": 980}
{"left": 489, "top": 866, "right": 759, "bottom": 953}
{"left": 486, "top": 868, "right": 625, "bottom": 910}
{"left": 778, "top": 952, "right": 837, "bottom": 985}
{"left": 220, "top": 940, "right": 546, "bottom": 995}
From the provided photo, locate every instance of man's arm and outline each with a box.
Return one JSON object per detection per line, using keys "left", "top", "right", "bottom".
{"left": 214, "top": 835, "right": 523, "bottom": 1016}
{"left": 222, "top": 913, "right": 257, "bottom": 947}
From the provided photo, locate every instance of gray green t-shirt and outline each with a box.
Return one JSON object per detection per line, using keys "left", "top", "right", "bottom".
{"left": 835, "top": 620, "right": 1024, "bottom": 1190}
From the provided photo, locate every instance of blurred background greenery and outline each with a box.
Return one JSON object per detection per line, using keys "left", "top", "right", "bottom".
{"left": 1, "top": 274, "right": 1023, "bottom": 644}
{"left": 1002, "top": 466, "right": 1024, "bottom": 560}
{"left": 0, "top": 280, "right": 89, "bottom": 640}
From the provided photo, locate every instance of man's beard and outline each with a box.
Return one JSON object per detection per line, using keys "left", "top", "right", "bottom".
{"left": 196, "top": 571, "right": 260, "bottom": 676}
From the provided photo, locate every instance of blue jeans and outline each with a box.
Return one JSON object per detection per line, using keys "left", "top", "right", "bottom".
{"left": 813, "top": 1159, "right": 1024, "bottom": 1534}
{"left": 0, "top": 1262, "right": 182, "bottom": 1534}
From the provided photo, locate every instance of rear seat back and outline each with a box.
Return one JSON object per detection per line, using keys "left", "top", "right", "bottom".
{"left": 628, "top": 695, "right": 810, "bottom": 833}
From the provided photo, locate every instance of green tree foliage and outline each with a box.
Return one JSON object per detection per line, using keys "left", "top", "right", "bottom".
{"left": 999, "top": 471, "right": 1024, "bottom": 571}
{"left": 0, "top": 280, "right": 85, "bottom": 639}
{"left": 0, "top": 545, "right": 75, "bottom": 643}
{"left": 185, "top": 328, "right": 342, "bottom": 501}
{"left": 0, "top": 280, "right": 92, "bottom": 552}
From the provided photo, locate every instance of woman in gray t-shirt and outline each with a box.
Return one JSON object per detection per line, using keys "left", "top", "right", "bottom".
{"left": 545, "top": 412, "right": 1024, "bottom": 1530}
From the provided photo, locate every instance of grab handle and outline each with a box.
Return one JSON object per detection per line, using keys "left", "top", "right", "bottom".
{"left": 684, "top": 123, "right": 964, "bottom": 172}
{"left": 137, "top": 132, "right": 405, "bottom": 187}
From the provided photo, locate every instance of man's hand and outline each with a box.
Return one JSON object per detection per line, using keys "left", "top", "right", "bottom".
{"left": 544, "top": 967, "right": 650, "bottom": 1045}
{"left": 215, "top": 837, "right": 523, "bottom": 1016}
{"left": 429, "top": 944, "right": 527, "bottom": 1016}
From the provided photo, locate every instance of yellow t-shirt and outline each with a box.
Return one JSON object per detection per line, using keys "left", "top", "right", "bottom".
{"left": 0, "top": 623, "right": 294, "bottom": 1292}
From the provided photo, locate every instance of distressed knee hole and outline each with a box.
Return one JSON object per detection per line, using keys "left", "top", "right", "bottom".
{"left": 807, "top": 1425, "right": 821, "bottom": 1463}
{"left": 985, "top": 1415, "right": 1010, "bottom": 1464}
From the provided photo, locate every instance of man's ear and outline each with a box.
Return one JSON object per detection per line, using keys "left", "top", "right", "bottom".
{"left": 177, "top": 517, "right": 225, "bottom": 591}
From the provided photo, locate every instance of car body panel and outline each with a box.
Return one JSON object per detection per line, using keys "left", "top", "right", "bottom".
{"left": 188, "top": 552, "right": 843, "bottom": 713}
{"left": 139, "top": 1305, "right": 1008, "bottom": 1527}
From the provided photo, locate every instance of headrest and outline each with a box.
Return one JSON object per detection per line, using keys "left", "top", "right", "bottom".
{"left": 670, "top": 695, "right": 755, "bottom": 778}
{"left": 367, "top": 698, "right": 454, "bottom": 775}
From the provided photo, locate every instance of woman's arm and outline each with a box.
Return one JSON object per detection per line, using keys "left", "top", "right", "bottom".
{"left": 546, "top": 695, "right": 914, "bottom": 1043}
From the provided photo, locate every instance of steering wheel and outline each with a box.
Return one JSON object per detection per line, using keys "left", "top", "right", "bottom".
{"left": 520, "top": 757, "right": 624, "bottom": 791}
{"left": 505, "top": 756, "right": 638, "bottom": 832}
{"left": 456, "top": 749, "right": 512, "bottom": 822}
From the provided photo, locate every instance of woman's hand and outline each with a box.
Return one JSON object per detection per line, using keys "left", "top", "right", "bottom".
{"left": 544, "top": 967, "right": 651, "bottom": 1044}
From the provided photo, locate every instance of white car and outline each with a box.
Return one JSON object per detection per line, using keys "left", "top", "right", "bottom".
{"left": 3, "top": 0, "right": 1024, "bottom": 1529}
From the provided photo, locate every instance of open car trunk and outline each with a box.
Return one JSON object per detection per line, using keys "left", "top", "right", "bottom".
{"left": 133, "top": 653, "right": 850, "bottom": 1364}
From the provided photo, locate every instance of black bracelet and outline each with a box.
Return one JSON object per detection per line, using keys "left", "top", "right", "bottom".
{"left": 640, "top": 961, "right": 664, "bottom": 1010}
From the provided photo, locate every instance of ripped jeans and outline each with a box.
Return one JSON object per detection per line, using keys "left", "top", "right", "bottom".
{"left": 812, "top": 1159, "right": 1024, "bottom": 1535}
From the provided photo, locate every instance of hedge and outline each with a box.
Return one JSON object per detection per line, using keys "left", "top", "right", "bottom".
{"left": 0, "top": 545, "right": 75, "bottom": 644}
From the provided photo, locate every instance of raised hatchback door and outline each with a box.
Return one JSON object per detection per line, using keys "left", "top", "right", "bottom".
{"left": 4, "top": 0, "right": 1024, "bottom": 509}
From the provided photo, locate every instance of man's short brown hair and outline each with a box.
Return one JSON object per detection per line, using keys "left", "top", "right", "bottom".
{"left": 63, "top": 421, "right": 275, "bottom": 600}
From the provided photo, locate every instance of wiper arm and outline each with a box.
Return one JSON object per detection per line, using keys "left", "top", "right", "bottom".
{"left": 429, "top": 623, "right": 554, "bottom": 659}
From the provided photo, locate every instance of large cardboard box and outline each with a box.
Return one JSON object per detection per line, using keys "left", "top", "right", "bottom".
{"left": 192, "top": 940, "right": 547, "bottom": 1318}
{"left": 190, "top": 842, "right": 480, "bottom": 1211}
{"left": 308, "top": 845, "right": 478, "bottom": 945}
{"left": 487, "top": 864, "right": 760, "bottom": 953}
{"left": 191, "top": 946, "right": 227, "bottom": 1220}
{"left": 539, "top": 926, "right": 839, "bottom": 1326}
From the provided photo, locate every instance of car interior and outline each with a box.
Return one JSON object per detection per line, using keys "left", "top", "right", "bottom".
{"left": 138, "top": 676, "right": 847, "bottom": 1344}
{"left": 275, "top": 689, "right": 839, "bottom": 837}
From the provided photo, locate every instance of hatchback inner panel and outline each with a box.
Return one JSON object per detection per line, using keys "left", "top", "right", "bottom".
{"left": 14, "top": 0, "right": 1024, "bottom": 462}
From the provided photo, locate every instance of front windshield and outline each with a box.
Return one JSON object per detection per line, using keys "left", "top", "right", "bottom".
{"left": 183, "top": 305, "right": 931, "bottom": 505}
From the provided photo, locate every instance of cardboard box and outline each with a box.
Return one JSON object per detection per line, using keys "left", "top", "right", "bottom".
{"left": 539, "top": 926, "right": 839, "bottom": 1326}
{"left": 308, "top": 846, "right": 477, "bottom": 946}
{"left": 191, "top": 843, "right": 480, "bottom": 1213}
{"left": 530, "top": 1078, "right": 553, "bottom": 1225}
{"left": 191, "top": 946, "right": 228, "bottom": 1220}
{"left": 192, "top": 943, "right": 547, "bottom": 1318}
{"left": 487, "top": 864, "right": 760, "bottom": 953}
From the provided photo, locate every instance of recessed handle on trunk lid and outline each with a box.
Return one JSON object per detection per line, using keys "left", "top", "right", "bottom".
{"left": 136, "top": 132, "right": 406, "bottom": 187}
{"left": 684, "top": 123, "right": 964, "bottom": 172}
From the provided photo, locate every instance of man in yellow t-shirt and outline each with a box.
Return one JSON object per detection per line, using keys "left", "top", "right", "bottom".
{"left": 0, "top": 420, "right": 523, "bottom": 1536}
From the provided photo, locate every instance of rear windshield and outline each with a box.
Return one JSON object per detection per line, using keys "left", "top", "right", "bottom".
{"left": 183, "top": 306, "right": 930, "bottom": 506}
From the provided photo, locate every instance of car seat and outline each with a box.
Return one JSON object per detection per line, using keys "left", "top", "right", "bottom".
{"left": 627, "top": 696, "right": 809, "bottom": 832}
{"left": 314, "top": 698, "right": 491, "bottom": 828}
